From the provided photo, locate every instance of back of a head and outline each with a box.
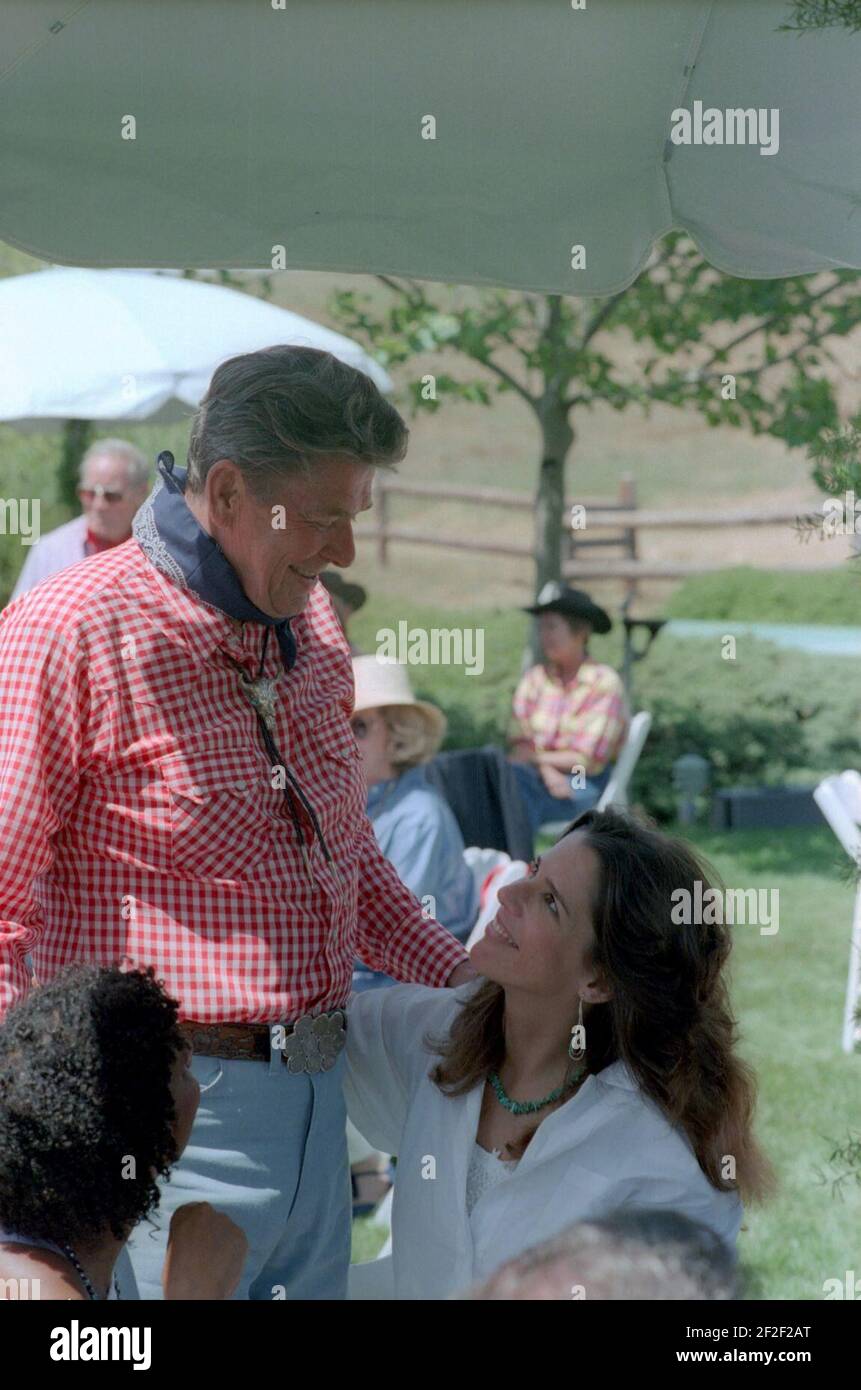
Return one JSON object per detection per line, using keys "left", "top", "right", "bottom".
{"left": 466, "top": 1209, "right": 740, "bottom": 1301}
{"left": 0, "top": 964, "right": 185, "bottom": 1248}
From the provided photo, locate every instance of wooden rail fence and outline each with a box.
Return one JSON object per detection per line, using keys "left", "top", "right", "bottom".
{"left": 354, "top": 475, "right": 832, "bottom": 588}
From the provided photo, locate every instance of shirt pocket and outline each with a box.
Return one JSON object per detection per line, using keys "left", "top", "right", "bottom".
{"left": 304, "top": 718, "right": 366, "bottom": 853}
{"left": 160, "top": 745, "right": 274, "bottom": 880}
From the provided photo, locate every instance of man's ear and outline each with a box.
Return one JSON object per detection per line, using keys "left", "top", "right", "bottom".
{"left": 206, "top": 459, "right": 244, "bottom": 523}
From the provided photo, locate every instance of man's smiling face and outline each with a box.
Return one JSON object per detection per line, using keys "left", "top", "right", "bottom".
{"left": 189, "top": 454, "right": 375, "bottom": 619}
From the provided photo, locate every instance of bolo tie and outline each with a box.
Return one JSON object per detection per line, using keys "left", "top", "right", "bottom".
{"left": 222, "top": 626, "right": 339, "bottom": 888}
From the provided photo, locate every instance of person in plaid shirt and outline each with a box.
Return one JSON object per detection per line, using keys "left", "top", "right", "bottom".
{"left": 0, "top": 345, "right": 474, "bottom": 1300}
{"left": 508, "top": 584, "right": 628, "bottom": 834}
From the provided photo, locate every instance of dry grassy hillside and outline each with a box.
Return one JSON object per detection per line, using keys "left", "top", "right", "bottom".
{"left": 3, "top": 248, "right": 859, "bottom": 614}
{"left": 267, "top": 269, "right": 861, "bottom": 612}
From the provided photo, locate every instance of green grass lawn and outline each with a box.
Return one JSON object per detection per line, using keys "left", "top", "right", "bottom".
{"left": 351, "top": 1211, "right": 390, "bottom": 1265}
{"left": 685, "top": 826, "right": 861, "bottom": 1300}
{"left": 353, "top": 826, "right": 861, "bottom": 1299}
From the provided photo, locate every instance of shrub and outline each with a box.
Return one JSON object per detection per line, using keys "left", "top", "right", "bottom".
{"left": 665, "top": 566, "right": 861, "bottom": 627}
{"left": 631, "top": 635, "right": 861, "bottom": 821}
{"left": 353, "top": 602, "right": 861, "bottom": 824}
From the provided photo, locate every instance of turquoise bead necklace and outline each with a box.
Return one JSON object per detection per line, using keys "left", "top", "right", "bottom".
{"left": 487, "top": 1063, "right": 586, "bottom": 1116}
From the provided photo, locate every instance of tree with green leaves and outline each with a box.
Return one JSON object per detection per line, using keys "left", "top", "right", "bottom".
{"left": 807, "top": 413, "right": 861, "bottom": 499}
{"left": 330, "top": 236, "right": 861, "bottom": 598}
{"left": 778, "top": 0, "right": 861, "bottom": 34}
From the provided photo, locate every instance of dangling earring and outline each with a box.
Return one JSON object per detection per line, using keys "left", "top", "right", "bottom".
{"left": 568, "top": 996, "right": 586, "bottom": 1064}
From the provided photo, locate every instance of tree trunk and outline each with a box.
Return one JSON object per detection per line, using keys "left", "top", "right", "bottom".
{"left": 59, "top": 418, "right": 94, "bottom": 511}
{"left": 529, "top": 395, "right": 574, "bottom": 664}
{"left": 534, "top": 401, "right": 574, "bottom": 596}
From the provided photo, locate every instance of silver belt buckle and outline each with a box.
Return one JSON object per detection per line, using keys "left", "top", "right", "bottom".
{"left": 280, "top": 1009, "right": 346, "bottom": 1074}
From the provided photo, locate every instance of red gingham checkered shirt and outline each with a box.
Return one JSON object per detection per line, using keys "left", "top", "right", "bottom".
{"left": 0, "top": 542, "right": 467, "bottom": 1022}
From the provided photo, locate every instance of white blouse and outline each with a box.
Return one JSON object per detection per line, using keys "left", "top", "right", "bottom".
{"left": 465, "top": 1143, "right": 519, "bottom": 1217}
{"left": 345, "top": 980, "right": 743, "bottom": 1301}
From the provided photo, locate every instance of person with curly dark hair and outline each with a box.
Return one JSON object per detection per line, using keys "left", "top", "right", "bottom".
{"left": 0, "top": 964, "right": 247, "bottom": 1300}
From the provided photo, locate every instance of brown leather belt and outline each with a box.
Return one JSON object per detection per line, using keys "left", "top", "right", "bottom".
{"left": 180, "top": 1009, "right": 347, "bottom": 1075}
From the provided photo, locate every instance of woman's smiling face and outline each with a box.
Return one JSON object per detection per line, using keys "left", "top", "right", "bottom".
{"left": 470, "top": 832, "right": 606, "bottom": 1003}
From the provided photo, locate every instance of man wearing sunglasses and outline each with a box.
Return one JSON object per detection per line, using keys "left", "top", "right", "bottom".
{"left": 0, "top": 346, "right": 475, "bottom": 1302}
{"left": 10, "top": 438, "right": 150, "bottom": 599}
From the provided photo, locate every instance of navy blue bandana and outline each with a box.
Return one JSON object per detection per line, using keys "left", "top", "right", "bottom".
{"left": 133, "top": 451, "right": 297, "bottom": 669}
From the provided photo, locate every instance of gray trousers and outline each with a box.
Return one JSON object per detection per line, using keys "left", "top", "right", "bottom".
{"left": 124, "top": 1042, "right": 351, "bottom": 1300}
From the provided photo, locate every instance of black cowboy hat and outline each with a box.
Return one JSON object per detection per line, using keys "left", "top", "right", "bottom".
{"left": 523, "top": 582, "right": 612, "bottom": 634}
{"left": 319, "top": 570, "right": 367, "bottom": 613}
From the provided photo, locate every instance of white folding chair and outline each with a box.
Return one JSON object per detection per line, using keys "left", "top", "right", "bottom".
{"left": 813, "top": 771, "right": 861, "bottom": 1054}
{"left": 539, "top": 710, "right": 652, "bottom": 840}
{"left": 369, "top": 1185, "right": 393, "bottom": 1231}
{"left": 595, "top": 710, "right": 652, "bottom": 811}
{"left": 463, "top": 846, "right": 511, "bottom": 902}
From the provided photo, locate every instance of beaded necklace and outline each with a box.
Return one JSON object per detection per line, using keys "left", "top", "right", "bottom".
{"left": 487, "top": 1062, "right": 586, "bottom": 1116}
{"left": 60, "top": 1243, "right": 121, "bottom": 1301}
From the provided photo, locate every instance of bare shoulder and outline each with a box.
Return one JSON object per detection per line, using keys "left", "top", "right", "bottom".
{"left": 0, "top": 1243, "right": 85, "bottom": 1300}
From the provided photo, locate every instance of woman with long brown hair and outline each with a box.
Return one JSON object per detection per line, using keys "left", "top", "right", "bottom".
{"left": 345, "top": 807, "right": 773, "bottom": 1300}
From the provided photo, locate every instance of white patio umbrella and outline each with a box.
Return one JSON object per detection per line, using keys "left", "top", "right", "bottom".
{"left": 0, "top": 268, "right": 391, "bottom": 429}
{"left": 0, "top": 0, "right": 859, "bottom": 293}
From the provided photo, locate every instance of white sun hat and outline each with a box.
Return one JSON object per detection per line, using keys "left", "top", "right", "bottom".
{"left": 352, "top": 656, "right": 446, "bottom": 744}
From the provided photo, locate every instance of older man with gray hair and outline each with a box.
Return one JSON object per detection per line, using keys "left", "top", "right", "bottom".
{"left": 10, "top": 437, "right": 150, "bottom": 598}
{"left": 465, "top": 1210, "right": 740, "bottom": 1301}
{"left": 0, "top": 346, "right": 474, "bottom": 1300}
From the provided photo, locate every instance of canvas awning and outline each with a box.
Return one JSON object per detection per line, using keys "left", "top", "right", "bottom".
{"left": 1, "top": 0, "right": 859, "bottom": 294}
